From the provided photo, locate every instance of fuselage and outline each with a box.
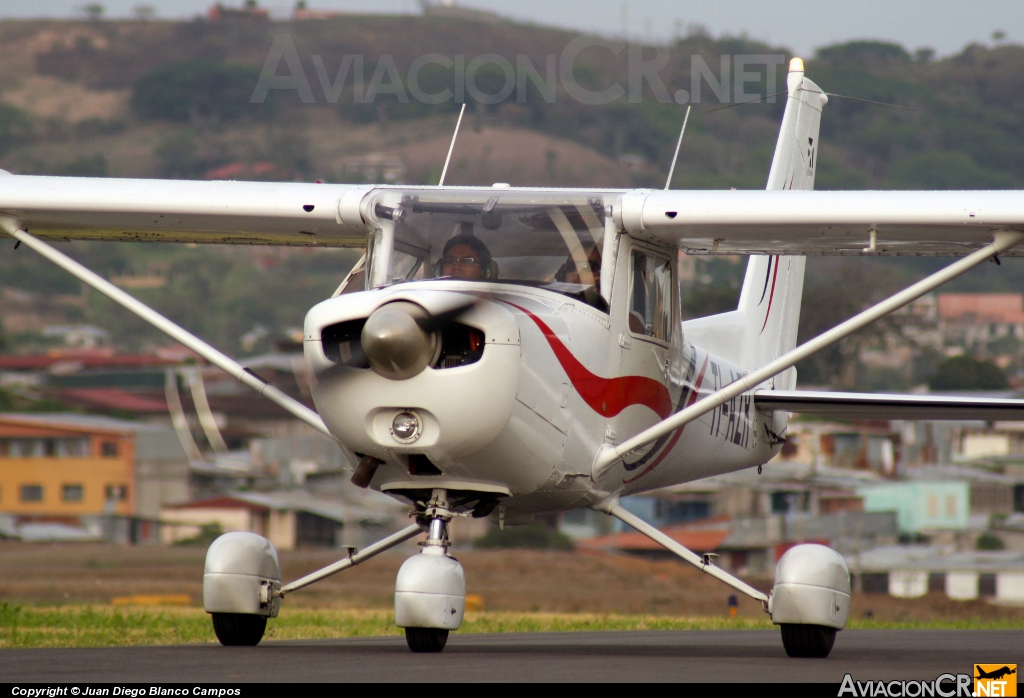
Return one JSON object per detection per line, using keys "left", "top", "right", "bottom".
{"left": 305, "top": 273, "right": 780, "bottom": 521}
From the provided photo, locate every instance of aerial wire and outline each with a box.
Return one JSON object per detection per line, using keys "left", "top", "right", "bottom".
{"left": 438, "top": 102, "right": 466, "bottom": 187}
{"left": 664, "top": 105, "right": 691, "bottom": 190}
{"left": 705, "top": 89, "right": 914, "bottom": 114}
{"left": 819, "top": 91, "right": 917, "bottom": 110}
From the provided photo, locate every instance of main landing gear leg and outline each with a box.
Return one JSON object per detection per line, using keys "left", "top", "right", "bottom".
{"left": 396, "top": 489, "right": 466, "bottom": 653}
{"left": 596, "top": 499, "right": 770, "bottom": 607}
{"left": 595, "top": 498, "right": 850, "bottom": 659}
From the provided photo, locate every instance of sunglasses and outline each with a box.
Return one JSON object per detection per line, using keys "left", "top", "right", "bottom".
{"left": 442, "top": 256, "right": 481, "bottom": 267}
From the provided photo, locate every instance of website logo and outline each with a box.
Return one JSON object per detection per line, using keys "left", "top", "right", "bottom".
{"left": 975, "top": 665, "right": 1017, "bottom": 697}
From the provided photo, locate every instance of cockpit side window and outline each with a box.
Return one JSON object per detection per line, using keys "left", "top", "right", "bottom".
{"left": 629, "top": 249, "right": 671, "bottom": 341}
{"left": 391, "top": 246, "right": 426, "bottom": 283}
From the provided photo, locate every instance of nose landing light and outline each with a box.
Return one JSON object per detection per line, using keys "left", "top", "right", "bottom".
{"left": 391, "top": 411, "right": 422, "bottom": 443}
{"left": 361, "top": 302, "right": 438, "bottom": 380}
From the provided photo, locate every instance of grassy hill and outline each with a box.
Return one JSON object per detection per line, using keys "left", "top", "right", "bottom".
{"left": 1, "top": 16, "right": 1021, "bottom": 190}
{"left": 0, "top": 14, "right": 1023, "bottom": 377}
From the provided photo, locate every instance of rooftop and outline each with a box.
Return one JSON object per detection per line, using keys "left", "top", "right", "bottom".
{"left": 163, "top": 490, "right": 405, "bottom": 525}
{"left": 938, "top": 293, "right": 1024, "bottom": 324}
{"left": 0, "top": 353, "right": 180, "bottom": 371}
{"left": 0, "top": 412, "right": 172, "bottom": 434}
{"left": 577, "top": 517, "right": 731, "bottom": 554}
{"left": 852, "top": 545, "right": 1024, "bottom": 572}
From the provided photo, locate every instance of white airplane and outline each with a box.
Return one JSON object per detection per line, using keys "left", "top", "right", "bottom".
{"left": 5, "top": 58, "right": 1024, "bottom": 657}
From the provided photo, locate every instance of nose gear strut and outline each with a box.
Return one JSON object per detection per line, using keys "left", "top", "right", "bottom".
{"left": 422, "top": 488, "right": 453, "bottom": 551}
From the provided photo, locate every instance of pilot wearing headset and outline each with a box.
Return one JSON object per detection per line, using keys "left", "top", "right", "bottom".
{"left": 437, "top": 233, "right": 497, "bottom": 281}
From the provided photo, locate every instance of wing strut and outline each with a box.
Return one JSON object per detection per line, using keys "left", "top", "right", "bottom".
{"left": 1, "top": 219, "right": 333, "bottom": 439}
{"left": 593, "top": 229, "right": 1024, "bottom": 479}
{"left": 594, "top": 498, "right": 769, "bottom": 608}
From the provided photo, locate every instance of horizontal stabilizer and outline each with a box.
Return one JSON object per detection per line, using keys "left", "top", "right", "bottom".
{"left": 754, "top": 390, "right": 1024, "bottom": 421}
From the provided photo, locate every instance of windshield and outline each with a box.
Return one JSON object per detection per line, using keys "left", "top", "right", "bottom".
{"left": 364, "top": 188, "right": 612, "bottom": 309}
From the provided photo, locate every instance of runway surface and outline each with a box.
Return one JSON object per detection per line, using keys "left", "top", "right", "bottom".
{"left": 3, "top": 630, "right": 1020, "bottom": 683}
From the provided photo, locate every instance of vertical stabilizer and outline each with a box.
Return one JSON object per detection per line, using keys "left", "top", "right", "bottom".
{"left": 735, "top": 59, "right": 828, "bottom": 383}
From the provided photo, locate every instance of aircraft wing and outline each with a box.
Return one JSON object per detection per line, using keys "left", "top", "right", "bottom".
{"left": 621, "top": 190, "right": 1024, "bottom": 256}
{"left": 3, "top": 174, "right": 1023, "bottom": 254}
{"left": 0, "top": 174, "right": 370, "bottom": 246}
{"left": 754, "top": 390, "right": 1024, "bottom": 420}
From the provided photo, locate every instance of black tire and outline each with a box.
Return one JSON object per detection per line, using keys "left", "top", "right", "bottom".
{"left": 405, "top": 627, "right": 449, "bottom": 653}
{"left": 780, "top": 624, "right": 837, "bottom": 658}
{"left": 212, "top": 613, "right": 267, "bottom": 646}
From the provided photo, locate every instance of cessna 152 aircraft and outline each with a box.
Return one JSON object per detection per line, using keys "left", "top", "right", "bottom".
{"left": 5, "top": 58, "right": 1024, "bottom": 658}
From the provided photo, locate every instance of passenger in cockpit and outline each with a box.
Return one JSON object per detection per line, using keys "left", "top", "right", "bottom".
{"left": 555, "top": 246, "right": 601, "bottom": 288}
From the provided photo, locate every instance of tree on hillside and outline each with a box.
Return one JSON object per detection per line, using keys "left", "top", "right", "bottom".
{"left": 887, "top": 151, "right": 1015, "bottom": 190}
{"left": 816, "top": 41, "right": 912, "bottom": 65}
{"left": 0, "top": 104, "right": 33, "bottom": 156}
{"left": 81, "top": 4, "right": 104, "bottom": 21}
{"left": 131, "top": 61, "right": 272, "bottom": 124}
{"left": 796, "top": 260, "right": 900, "bottom": 386}
{"left": 928, "top": 355, "right": 1009, "bottom": 391}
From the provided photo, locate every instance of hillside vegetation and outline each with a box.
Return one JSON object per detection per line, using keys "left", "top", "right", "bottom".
{"left": 0, "top": 15, "right": 1022, "bottom": 368}
{"left": 1, "top": 17, "right": 1022, "bottom": 189}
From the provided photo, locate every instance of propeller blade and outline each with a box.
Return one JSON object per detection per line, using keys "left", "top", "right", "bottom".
{"left": 414, "top": 298, "right": 477, "bottom": 333}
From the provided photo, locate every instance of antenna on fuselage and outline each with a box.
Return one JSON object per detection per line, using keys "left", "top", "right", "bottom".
{"left": 664, "top": 105, "right": 691, "bottom": 190}
{"left": 438, "top": 102, "right": 467, "bottom": 187}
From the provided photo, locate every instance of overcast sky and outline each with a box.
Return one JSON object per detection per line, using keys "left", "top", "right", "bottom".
{"left": 1, "top": 0, "right": 1020, "bottom": 58}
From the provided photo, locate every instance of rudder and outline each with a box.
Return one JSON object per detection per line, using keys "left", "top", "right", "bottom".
{"left": 736, "top": 59, "right": 828, "bottom": 382}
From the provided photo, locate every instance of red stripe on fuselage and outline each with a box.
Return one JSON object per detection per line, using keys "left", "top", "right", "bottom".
{"left": 621, "top": 354, "right": 710, "bottom": 484}
{"left": 503, "top": 301, "right": 672, "bottom": 419}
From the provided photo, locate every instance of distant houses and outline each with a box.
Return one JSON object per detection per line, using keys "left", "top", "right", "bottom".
{"left": 160, "top": 489, "right": 405, "bottom": 550}
{"left": 0, "top": 413, "right": 190, "bottom": 543}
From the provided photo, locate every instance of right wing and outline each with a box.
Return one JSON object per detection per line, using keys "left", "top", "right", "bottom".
{"left": 0, "top": 174, "right": 372, "bottom": 246}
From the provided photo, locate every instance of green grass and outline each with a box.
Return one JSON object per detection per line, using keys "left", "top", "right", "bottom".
{"left": 846, "top": 618, "right": 1024, "bottom": 630}
{"left": 0, "top": 604, "right": 214, "bottom": 648}
{"left": 0, "top": 604, "right": 1020, "bottom": 649}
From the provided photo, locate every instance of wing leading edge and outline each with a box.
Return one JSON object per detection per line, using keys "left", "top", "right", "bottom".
{"left": 754, "top": 390, "right": 1024, "bottom": 421}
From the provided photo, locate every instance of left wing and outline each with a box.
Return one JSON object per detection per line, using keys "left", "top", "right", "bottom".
{"left": 754, "top": 389, "right": 1024, "bottom": 420}
{"left": 620, "top": 189, "right": 1024, "bottom": 256}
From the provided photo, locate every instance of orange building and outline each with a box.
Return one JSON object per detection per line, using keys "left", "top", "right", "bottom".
{"left": 0, "top": 414, "right": 190, "bottom": 525}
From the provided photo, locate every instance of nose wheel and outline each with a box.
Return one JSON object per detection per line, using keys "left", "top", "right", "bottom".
{"left": 397, "top": 489, "right": 466, "bottom": 653}
{"left": 405, "top": 627, "right": 450, "bottom": 653}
